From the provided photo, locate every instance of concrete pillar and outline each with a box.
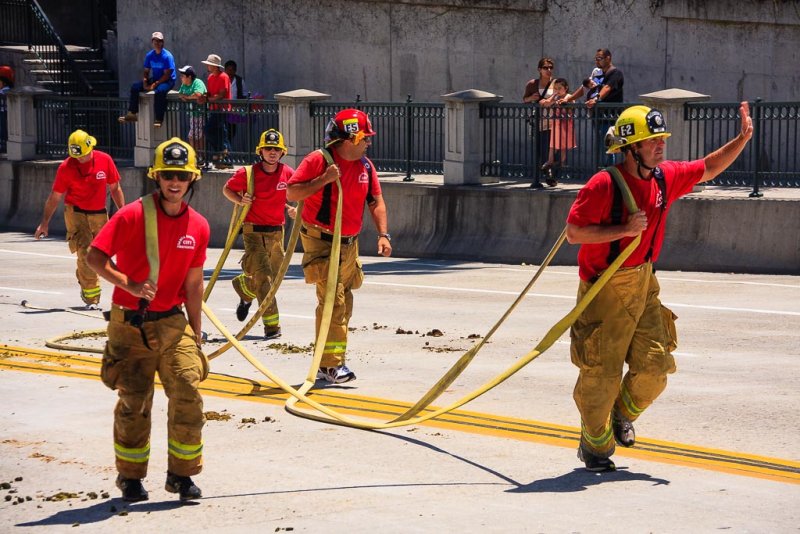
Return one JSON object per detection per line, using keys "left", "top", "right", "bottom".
{"left": 640, "top": 88, "right": 711, "bottom": 162}
{"left": 5, "top": 87, "right": 52, "bottom": 161}
{"left": 274, "top": 89, "right": 331, "bottom": 169}
{"left": 133, "top": 92, "right": 173, "bottom": 167}
{"left": 441, "top": 89, "right": 503, "bottom": 185}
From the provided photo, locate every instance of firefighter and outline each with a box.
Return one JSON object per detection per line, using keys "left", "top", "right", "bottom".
{"left": 35, "top": 129, "right": 125, "bottom": 307}
{"left": 566, "top": 103, "right": 753, "bottom": 471}
{"left": 87, "top": 138, "right": 210, "bottom": 501}
{"left": 287, "top": 109, "right": 392, "bottom": 384}
{"left": 222, "top": 129, "right": 295, "bottom": 338}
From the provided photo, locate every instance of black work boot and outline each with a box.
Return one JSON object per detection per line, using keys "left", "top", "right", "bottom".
{"left": 612, "top": 410, "right": 636, "bottom": 447}
{"left": 577, "top": 444, "right": 616, "bottom": 472}
{"left": 165, "top": 472, "right": 202, "bottom": 501}
{"left": 236, "top": 299, "right": 252, "bottom": 322}
{"left": 116, "top": 474, "right": 149, "bottom": 502}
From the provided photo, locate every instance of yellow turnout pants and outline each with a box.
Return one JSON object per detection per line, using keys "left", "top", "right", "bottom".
{"left": 100, "top": 306, "right": 208, "bottom": 479}
{"left": 64, "top": 206, "right": 107, "bottom": 304}
{"left": 300, "top": 227, "right": 364, "bottom": 368}
{"left": 570, "top": 263, "right": 678, "bottom": 457}
{"left": 232, "top": 226, "right": 285, "bottom": 332}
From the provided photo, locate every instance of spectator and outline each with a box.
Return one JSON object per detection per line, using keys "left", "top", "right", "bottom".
{"left": 34, "top": 129, "right": 125, "bottom": 307}
{"left": 224, "top": 60, "right": 247, "bottom": 146}
{"left": 522, "top": 57, "right": 556, "bottom": 188}
{"left": 177, "top": 65, "right": 207, "bottom": 160}
{"left": 223, "top": 129, "right": 296, "bottom": 338}
{"left": 286, "top": 109, "right": 392, "bottom": 384}
{"left": 542, "top": 78, "right": 576, "bottom": 187}
{"left": 118, "top": 31, "right": 176, "bottom": 128}
{"left": 0, "top": 65, "right": 13, "bottom": 152}
{"left": 561, "top": 48, "right": 624, "bottom": 167}
{"left": 566, "top": 103, "right": 753, "bottom": 472}
{"left": 199, "top": 54, "right": 231, "bottom": 170}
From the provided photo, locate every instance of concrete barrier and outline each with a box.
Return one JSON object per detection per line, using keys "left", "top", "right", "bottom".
{"left": 1, "top": 162, "right": 798, "bottom": 274}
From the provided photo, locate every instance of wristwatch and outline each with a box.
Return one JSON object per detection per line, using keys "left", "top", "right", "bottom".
{"left": 378, "top": 233, "right": 392, "bottom": 241}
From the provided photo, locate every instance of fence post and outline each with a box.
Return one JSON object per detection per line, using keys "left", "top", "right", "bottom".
{"left": 5, "top": 87, "right": 51, "bottom": 161}
{"left": 441, "top": 89, "right": 502, "bottom": 185}
{"left": 640, "top": 88, "right": 710, "bottom": 191}
{"left": 275, "top": 89, "right": 331, "bottom": 170}
{"left": 749, "top": 98, "right": 763, "bottom": 198}
{"left": 404, "top": 94, "right": 414, "bottom": 182}
{"left": 133, "top": 92, "right": 171, "bottom": 167}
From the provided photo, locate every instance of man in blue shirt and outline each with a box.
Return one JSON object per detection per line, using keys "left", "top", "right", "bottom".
{"left": 119, "top": 31, "right": 176, "bottom": 127}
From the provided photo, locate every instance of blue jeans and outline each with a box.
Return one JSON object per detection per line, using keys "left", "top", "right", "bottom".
{"left": 128, "top": 79, "right": 174, "bottom": 122}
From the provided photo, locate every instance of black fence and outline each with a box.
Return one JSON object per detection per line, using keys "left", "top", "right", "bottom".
{"left": 34, "top": 95, "right": 134, "bottom": 159}
{"left": 311, "top": 98, "right": 445, "bottom": 179}
{"left": 161, "top": 98, "right": 279, "bottom": 167}
{"left": 481, "top": 102, "right": 627, "bottom": 186}
{"left": 686, "top": 101, "right": 800, "bottom": 191}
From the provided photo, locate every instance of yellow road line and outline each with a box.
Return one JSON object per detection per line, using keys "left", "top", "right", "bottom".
{"left": 2, "top": 344, "right": 798, "bottom": 485}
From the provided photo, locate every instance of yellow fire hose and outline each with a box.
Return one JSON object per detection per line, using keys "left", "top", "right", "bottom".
{"left": 36, "top": 168, "right": 641, "bottom": 431}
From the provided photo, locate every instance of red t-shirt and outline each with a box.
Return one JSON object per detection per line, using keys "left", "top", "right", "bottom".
{"left": 52, "top": 150, "right": 121, "bottom": 210}
{"left": 207, "top": 71, "right": 231, "bottom": 110}
{"left": 288, "top": 150, "right": 382, "bottom": 236}
{"left": 567, "top": 159, "right": 705, "bottom": 281}
{"left": 225, "top": 163, "right": 294, "bottom": 226}
{"left": 91, "top": 193, "right": 210, "bottom": 311}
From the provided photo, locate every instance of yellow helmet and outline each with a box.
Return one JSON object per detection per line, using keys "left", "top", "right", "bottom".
{"left": 147, "top": 137, "right": 201, "bottom": 180}
{"left": 606, "top": 105, "right": 671, "bottom": 154}
{"left": 255, "top": 128, "right": 287, "bottom": 155}
{"left": 67, "top": 129, "right": 96, "bottom": 158}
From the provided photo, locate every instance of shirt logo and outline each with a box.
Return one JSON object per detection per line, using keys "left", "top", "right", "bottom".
{"left": 655, "top": 189, "right": 664, "bottom": 209}
{"left": 96, "top": 170, "right": 107, "bottom": 180}
{"left": 358, "top": 171, "right": 369, "bottom": 184}
{"left": 276, "top": 182, "right": 287, "bottom": 190}
{"left": 176, "top": 235, "right": 196, "bottom": 250}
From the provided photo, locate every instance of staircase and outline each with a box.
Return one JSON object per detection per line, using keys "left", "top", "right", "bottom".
{"left": 24, "top": 44, "right": 118, "bottom": 96}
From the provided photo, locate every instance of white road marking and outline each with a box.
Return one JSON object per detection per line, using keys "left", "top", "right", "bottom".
{"left": 0, "top": 248, "right": 74, "bottom": 260}
{"left": 0, "top": 286, "right": 63, "bottom": 295}
{"left": 364, "top": 281, "right": 800, "bottom": 317}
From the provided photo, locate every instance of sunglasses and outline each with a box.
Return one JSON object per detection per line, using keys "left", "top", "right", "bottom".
{"left": 540, "top": 66, "right": 554, "bottom": 70}
{"left": 263, "top": 147, "right": 282, "bottom": 152}
{"left": 160, "top": 172, "right": 192, "bottom": 182}
{"left": 595, "top": 56, "right": 606, "bottom": 61}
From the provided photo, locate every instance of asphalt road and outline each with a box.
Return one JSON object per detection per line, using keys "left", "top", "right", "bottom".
{"left": 1, "top": 231, "right": 798, "bottom": 532}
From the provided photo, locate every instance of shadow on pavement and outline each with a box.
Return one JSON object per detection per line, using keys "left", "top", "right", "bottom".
{"left": 16, "top": 497, "right": 197, "bottom": 527}
{"left": 507, "top": 467, "right": 670, "bottom": 493}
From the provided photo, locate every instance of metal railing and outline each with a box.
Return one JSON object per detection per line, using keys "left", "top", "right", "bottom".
{"left": 686, "top": 100, "right": 800, "bottom": 193}
{"left": 311, "top": 97, "right": 445, "bottom": 178}
{"left": 162, "top": 97, "right": 279, "bottom": 166}
{"left": 34, "top": 94, "right": 133, "bottom": 160}
{"left": 0, "top": 92, "right": 7, "bottom": 154}
{"left": 481, "top": 102, "right": 627, "bottom": 185}
{"left": 0, "top": 0, "right": 94, "bottom": 95}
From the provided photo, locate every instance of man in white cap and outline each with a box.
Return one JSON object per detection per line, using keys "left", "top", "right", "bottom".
{"left": 199, "top": 54, "right": 231, "bottom": 169}
{"left": 118, "top": 31, "right": 176, "bottom": 128}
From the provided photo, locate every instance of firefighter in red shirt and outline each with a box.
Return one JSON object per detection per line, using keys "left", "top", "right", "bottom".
{"left": 35, "top": 130, "right": 125, "bottom": 306}
{"left": 287, "top": 109, "right": 392, "bottom": 384}
{"left": 566, "top": 103, "right": 753, "bottom": 472}
{"left": 222, "top": 129, "right": 296, "bottom": 338}
{"left": 87, "top": 138, "right": 210, "bottom": 502}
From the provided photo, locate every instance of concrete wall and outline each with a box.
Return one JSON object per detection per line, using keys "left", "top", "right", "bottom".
{"left": 2, "top": 161, "right": 798, "bottom": 274}
{"left": 114, "top": 0, "right": 800, "bottom": 103}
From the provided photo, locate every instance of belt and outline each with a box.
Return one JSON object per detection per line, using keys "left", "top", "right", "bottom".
{"left": 301, "top": 225, "right": 357, "bottom": 245}
{"left": 242, "top": 224, "right": 282, "bottom": 233}
{"left": 104, "top": 305, "right": 183, "bottom": 323}
{"left": 71, "top": 206, "right": 107, "bottom": 215}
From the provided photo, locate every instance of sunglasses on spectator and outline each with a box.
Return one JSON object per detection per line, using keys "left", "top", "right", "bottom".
{"left": 540, "top": 66, "right": 554, "bottom": 70}
{"left": 595, "top": 56, "right": 606, "bottom": 61}
{"left": 160, "top": 172, "right": 192, "bottom": 182}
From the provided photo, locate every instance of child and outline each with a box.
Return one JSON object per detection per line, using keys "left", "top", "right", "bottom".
{"left": 582, "top": 67, "right": 604, "bottom": 101}
{"left": 543, "top": 78, "right": 576, "bottom": 187}
{"left": 177, "top": 66, "right": 207, "bottom": 161}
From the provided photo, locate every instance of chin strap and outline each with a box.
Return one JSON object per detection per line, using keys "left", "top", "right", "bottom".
{"left": 626, "top": 145, "right": 656, "bottom": 180}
